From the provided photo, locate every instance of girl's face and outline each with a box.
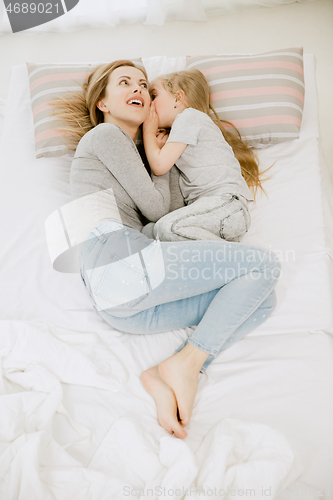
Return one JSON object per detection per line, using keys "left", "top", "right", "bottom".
{"left": 98, "top": 66, "right": 150, "bottom": 129}
{"left": 149, "top": 80, "right": 181, "bottom": 129}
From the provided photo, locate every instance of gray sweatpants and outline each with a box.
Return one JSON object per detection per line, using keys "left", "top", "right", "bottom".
{"left": 153, "top": 193, "right": 251, "bottom": 242}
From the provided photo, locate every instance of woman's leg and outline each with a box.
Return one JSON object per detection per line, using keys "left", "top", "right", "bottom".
{"left": 105, "top": 289, "right": 277, "bottom": 433}
{"left": 173, "top": 290, "right": 277, "bottom": 373}
{"left": 81, "top": 226, "right": 280, "bottom": 434}
{"left": 140, "top": 364, "right": 190, "bottom": 439}
{"left": 153, "top": 194, "right": 251, "bottom": 242}
{"left": 108, "top": 289, "right": 276, "bottom": 373}
{"left": 93, "top": 235, "right": 280, "bottom": 350}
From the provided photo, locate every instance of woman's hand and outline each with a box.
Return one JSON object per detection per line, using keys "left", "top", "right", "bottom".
{"left": 156, "top": 129, "right": 169, "bottom": 149}
{"left": 143, "top": 101, "right": 159, "bottom": 137}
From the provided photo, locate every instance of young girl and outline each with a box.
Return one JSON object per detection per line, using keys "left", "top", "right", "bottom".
{"left": 143, "top": 69, "right": 266, "bottom": 242}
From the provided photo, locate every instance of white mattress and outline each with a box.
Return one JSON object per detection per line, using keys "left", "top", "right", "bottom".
{"left": 0, "top": 55, "right": 333, "bottom": 499}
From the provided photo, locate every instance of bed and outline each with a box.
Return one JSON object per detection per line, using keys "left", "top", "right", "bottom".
{"left": 0, "top": 52, "right": 333, "bottom": 499}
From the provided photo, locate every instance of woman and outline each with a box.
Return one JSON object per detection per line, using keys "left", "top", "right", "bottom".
{"left": 52, "top": 60, "right": 281, "bottom": 440}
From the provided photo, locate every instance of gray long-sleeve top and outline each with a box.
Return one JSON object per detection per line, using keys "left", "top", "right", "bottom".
{"left": 70, "top": 123, "right": 171, "bottom": 238}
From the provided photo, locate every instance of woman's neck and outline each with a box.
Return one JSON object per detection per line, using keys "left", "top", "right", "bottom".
{"left": 104, "top": 115, "right": 139, "bottom": 142}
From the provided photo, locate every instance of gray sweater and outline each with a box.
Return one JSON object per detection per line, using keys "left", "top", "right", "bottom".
{"left": 70, "top": 123, "right": 180, "bottom": 238}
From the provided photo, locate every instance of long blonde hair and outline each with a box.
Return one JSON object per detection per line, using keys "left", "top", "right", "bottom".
{"left": 151, "top": 69, "right": 272, "bottom": 199}
{"left": 50, "top": 60, "right": 148, "bottom": 151}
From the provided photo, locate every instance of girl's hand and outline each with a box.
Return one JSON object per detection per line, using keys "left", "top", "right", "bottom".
{"left": 156, "top": 129, "right": 169, "bottom": 149}
{"left": 143, "top": 101, "right": 159, "bottom": 136}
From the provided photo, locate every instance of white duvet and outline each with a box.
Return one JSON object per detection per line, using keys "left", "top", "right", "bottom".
{"left": 0, "top": 55, "right": 333, "bottom": 499}
{"left": 0, "top": 321, "right": 304, "bottom": 500}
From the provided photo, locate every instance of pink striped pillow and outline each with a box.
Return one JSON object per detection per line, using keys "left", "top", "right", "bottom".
{"left": 27, "top": 60, "right": 144, "bottom": 158}
{"left": 186, "top": 47, "right": 305, "bottom": 146}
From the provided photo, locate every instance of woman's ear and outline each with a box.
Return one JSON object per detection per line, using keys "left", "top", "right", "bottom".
{"left": 97, "top": 100, "right": 108, "bottom": 113}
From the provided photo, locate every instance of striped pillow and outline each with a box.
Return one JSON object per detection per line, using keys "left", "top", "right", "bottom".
{"left": 27, "top": 59, "right": 144, "bottom": 158}
{"left": 186, "top": 47, "right": 305, "bottom": 146}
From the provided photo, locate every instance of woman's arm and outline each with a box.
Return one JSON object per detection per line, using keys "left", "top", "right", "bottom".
{"left": 92, "top": 124, "right": 171, "bottom": 222}
{"left": 143, "top": 101, "right": 187, "bottom": 175}
{"left": 169, "top": 165, "right": 186, "bottom": 211}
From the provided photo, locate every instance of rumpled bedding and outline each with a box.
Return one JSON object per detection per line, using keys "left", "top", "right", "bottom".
{"left": 1, "top": 321, "right": 308, "bottom": 500}
{"left": 1, "top": 56, "right": 333, "bottom": 499}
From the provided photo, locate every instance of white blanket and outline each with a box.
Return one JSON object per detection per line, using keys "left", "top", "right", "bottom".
{"left": 1, "top": 55, "right": 333, "bottom": 499}
{"left": 1, "top": 321, "right": 309, "bottom": 500}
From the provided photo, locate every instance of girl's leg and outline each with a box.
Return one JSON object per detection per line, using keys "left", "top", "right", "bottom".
{"left": 153, "top": 194, "right": 251, "bottom": 242}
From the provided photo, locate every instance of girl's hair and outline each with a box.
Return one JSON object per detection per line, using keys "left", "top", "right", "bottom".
{"left": 151, "top": 69, "right": 272, "bottom": 199}
{"left": 50, "top": 60, "right": 148, "bottom": 151}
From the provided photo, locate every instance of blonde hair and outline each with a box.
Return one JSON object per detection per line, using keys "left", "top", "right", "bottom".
{"left": 151, "top": 69, "right": 272, "bottom": 199}
{"left": 50, "top": 60, "right": 148, "bottom": 151}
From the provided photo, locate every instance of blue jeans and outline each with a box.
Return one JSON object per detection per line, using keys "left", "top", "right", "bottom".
{"left": 153, "top": 194, "right": 251, "bottom": 242}
{"left": 80, "top": 221, "right": 281, "bottom": 373}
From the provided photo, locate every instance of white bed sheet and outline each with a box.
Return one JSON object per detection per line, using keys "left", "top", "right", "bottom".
{"left": 0, "top": 55, "right": 333, "bottom": 499}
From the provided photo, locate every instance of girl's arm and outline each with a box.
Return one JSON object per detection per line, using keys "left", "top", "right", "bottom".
{"left": 143, "top": 101, "right": 187, "bottom": 176}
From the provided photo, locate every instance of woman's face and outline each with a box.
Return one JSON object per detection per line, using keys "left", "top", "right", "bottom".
{"left": 149, "top": 80, "right": 179, "bottom": 129}
{"left": 98, "top": 66, "right": 150, "bottom": 128}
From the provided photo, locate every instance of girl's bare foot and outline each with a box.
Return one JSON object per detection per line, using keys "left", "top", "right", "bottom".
{"left": 141, "top": 366, "right": 188, "bottom": 439}
{"left": 158, "top": 344, "right": 209, "bottom": 427}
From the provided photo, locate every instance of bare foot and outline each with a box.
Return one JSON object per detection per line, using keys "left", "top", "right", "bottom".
{"left": 158, "top": 354, "right": 199, "bottom": 427}
{"left": 141, "top": 366, "right": 188, "bottom": 439}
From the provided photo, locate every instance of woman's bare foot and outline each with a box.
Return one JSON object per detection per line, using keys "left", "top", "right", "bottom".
{"left": 141, "top": 366, "right": 188, "bottom": 439}
{"left": 158, "top": 343, "right": 209, "bottom": 427}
